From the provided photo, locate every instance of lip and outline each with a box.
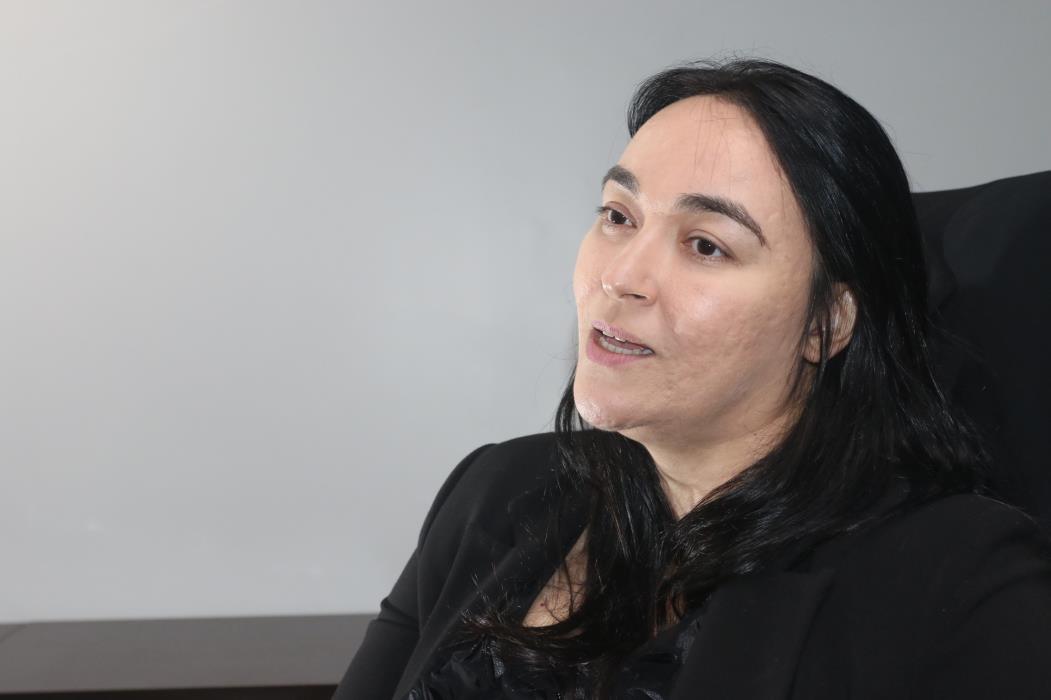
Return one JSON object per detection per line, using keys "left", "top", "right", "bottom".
{"left": 591, "top": 320, "right": 653, "bottom": 350}
{"left": 585, "top": 328, "right": 656, "bottom": 367}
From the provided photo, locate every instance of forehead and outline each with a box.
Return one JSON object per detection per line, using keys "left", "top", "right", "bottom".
{"left": 617, "top": 95, "right": 803, "bottom": 235}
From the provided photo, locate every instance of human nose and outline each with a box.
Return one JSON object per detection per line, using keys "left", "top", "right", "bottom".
{"left": 599, "top": 226, "right": 662, "bottom": 304}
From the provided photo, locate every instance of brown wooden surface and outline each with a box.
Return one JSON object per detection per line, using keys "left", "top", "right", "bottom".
{"left": 0, "top": 614, "right": 371, "bottom": 696}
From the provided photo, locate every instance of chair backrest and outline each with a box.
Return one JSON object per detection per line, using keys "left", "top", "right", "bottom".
{"left": 914, "top": 170, "right": 1051, "bottom": 535}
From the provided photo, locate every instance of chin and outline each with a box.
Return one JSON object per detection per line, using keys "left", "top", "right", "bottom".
{"left": 573, "top": 386, "right": 640, "bottom": 433}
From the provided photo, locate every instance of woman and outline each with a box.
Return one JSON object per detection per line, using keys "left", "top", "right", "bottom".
{"left": 335, "top": 58, "right": 1051, "bottom": 699}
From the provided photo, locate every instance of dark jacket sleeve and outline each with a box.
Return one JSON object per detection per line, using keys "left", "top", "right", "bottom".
{"left": 332, "top": 442, "right": 495, "bottom": 700}
{"left": 911, "top": 500, "right": 1051, "bottom": 699}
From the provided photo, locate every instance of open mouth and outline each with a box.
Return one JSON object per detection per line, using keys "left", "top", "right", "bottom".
{"left": 593, "top": 328, "right": 654, "bottom": 355}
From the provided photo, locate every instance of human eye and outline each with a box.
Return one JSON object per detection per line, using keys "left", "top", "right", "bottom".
{"left": 688, "top": 235, "right": 730, "bottom": 260}
{"left": 595, "top": 205, "right": 633, "bottom": 228}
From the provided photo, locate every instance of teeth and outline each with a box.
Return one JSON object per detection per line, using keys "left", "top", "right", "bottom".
{"left": 597, "top": 333, "right": 653, "bottom": 355}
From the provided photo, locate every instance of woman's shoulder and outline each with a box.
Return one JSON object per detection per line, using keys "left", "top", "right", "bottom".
{"left": 435, "top": 432, "right": 562, "bottom": 514}
{"left": 853, "top": 489, "right": 1047, "bottom": 562}
{"left": 799, "top": 488, "right": 1051, "bottom": 696}
{"left": 814, "top": 487, "right": 1051, "bottom": 577}
{"left": 450, "top": 431, "right": 562, "bottom": 497}
{"left": 415, "top": 432, "right": 563, "bottom": 549}
{"left": 811, "top": 486, "right": 1051, "bottom": 627}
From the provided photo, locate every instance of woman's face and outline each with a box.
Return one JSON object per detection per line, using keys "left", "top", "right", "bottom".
{"left": 572, "top": 95, "right": 816, "bottom": 451}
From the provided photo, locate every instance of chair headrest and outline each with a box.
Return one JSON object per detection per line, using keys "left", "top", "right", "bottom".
{"left": 913, "top": 170, "right": 1051, "bottom": 533}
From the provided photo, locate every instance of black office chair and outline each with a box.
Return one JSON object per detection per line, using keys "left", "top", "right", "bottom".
{"left": 914, "top": 170, "right": 1051, "bottom": 535}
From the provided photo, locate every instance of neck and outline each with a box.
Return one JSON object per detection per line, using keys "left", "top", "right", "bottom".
{"left": 624, "top": 409, "right": 798, "bottom": 519}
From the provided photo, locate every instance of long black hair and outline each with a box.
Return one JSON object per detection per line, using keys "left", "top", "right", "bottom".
{"left": 468, "top": 56, "right": 990, "bottom": 694}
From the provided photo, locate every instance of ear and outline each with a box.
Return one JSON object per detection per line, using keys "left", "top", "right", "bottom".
{"left": 803, "top": 284, "right": 857, "bottom": 364}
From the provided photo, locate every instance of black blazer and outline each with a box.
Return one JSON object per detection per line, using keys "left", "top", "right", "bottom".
{"left": 335, "top": 432, "right": 1051, "bottom": 699}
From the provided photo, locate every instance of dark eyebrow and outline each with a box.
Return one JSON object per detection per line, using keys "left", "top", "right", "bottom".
{"left": 674, "top": 193, "right": 766, "bottom": 246}
{"left": 601, "top": 164, "right": 766, "bottom": 247}
{"left": 601, "top": 165, "right": 639, "bottom": 195}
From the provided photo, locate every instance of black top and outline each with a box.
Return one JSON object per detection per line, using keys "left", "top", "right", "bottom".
{"left": 406, "top": 574, "right": 709, "bottom": 700}
{"left": 406, "top": 604, "right": 706, "bottom": 699}
{"left": 335, "top": 432, "right": 1051, "bottom": 700}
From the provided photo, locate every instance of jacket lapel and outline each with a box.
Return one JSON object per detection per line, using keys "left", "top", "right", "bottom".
{"left": 670, "top": 479, "right": 911, "bottom": 700}
{"left": 391, "top": 532, "right": 523, "bottom": 699}
{"left": 670, "top": 567, "right": 834, "bottom": 700}
{"left": 392, "top": 480, "right": 586, "bottom": 699}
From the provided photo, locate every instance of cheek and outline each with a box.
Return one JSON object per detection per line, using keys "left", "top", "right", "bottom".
{"left": 573, "top": 273, "right": 598, "bottom": 307}
{"left": 669, "top": 281, "right": 803, "bottom": 362}
{"left": 572, "top": 236, "right": 602, "bottom": 305}
{"left": 667, "top": 281, "right": 760, "bottom": 346}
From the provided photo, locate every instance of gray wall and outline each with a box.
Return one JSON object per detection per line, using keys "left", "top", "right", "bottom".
{"left": 1, "top": 0, "right": 1048, "bottom": 623}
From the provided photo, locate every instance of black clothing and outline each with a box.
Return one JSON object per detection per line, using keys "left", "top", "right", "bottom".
{"left": 406, "top": 604, "right": 706, "bottom": 699}
{"left": 335, "top": 432, "right": 1051, "bottom": 700}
